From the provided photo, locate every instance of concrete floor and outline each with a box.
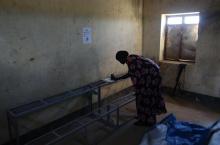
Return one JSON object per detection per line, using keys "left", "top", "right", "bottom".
{"left": 56, "top": 93, "right": 220, "bottom": 145}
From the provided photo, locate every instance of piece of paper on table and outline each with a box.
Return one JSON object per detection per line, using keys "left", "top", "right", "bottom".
{"left": 103, "top": 78, "right": 115, "bottom": 83}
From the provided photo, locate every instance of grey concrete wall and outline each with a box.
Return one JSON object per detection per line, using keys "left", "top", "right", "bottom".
{"left": 0, "top": 0, "right": 143, "bottom": 143}
{"left": 143, "top": 0, "right": 220, "bottom": 98}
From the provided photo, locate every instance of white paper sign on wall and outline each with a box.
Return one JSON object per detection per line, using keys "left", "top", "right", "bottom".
{"left": 83, "top": 27, "right": 92, "bottom": 44}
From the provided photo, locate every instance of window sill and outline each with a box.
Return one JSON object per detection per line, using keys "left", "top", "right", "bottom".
{"left": 159, "top": 60, "right": 195, "bottom": 65}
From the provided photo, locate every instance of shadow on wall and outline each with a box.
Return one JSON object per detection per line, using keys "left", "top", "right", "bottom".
{"left": 0, "top": 60, "right": 23, "bottom": 143}
{"left": 67, "top": 47, "right": 101, "bottom": 84}
{"left": 197, "top": 11, "right": 220, "bottom": 81}
{"left": 181, "top": 10, "right": 220, "bottom": 96}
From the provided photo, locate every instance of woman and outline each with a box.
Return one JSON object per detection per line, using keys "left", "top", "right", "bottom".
{"left": 111, "top": 51, "right": 167, "bottom": 126}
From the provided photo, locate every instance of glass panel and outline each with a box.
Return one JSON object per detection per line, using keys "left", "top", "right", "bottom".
{"left": 167, "top": 17, "right": 183, "bottom": 25}
{"left": 180, "top": 24, "right": 198, "bottom": 61}
{"left": 184, "top": 16, "right": 200, "bottom": 24}
{"left": 165, "top": 25, "right": 182, "bottom": 60}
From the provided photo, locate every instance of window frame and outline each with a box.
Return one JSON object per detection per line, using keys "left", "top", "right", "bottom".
{"left": 163, "top": 14, "right": 199, "bottom": 63}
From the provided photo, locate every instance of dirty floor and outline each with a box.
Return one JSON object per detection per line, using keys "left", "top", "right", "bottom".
{"left": 56, "top": 93, "right": 220, "bottom": 145}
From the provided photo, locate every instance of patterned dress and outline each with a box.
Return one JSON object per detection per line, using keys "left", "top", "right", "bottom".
{"left": 127, "top": 55, "right": 167, "bottom": 124}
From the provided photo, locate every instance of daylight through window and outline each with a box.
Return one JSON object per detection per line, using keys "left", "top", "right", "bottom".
{"left": 164, "top": 13, "right": 200, "bottom": 62}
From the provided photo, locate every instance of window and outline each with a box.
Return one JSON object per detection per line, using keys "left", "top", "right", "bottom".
{"left": 163, "top": 13, "right": 200, "bottom": 62}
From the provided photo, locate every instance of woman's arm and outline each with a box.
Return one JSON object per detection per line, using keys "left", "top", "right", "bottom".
{"left": 111, "top": 73, "right": 129, "bottom": 81}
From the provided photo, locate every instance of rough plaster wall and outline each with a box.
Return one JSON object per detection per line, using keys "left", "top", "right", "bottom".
{"left": 0, "top": 0, "right": 143, "bottom": 143}
{"left": 143, "top": 0, "right": 220, "bottom": 98}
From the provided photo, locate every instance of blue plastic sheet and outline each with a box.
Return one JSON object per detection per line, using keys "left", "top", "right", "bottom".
{"left": 162, "top": 114, "right": 208, "bottom": 145}
{"left": 139, "top": 114, "right": 220, "bottom": 145}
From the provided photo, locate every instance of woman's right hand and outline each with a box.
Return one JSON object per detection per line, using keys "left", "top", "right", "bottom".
{"left": 110, "top": 74, "right": 117, "bottom": 81}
